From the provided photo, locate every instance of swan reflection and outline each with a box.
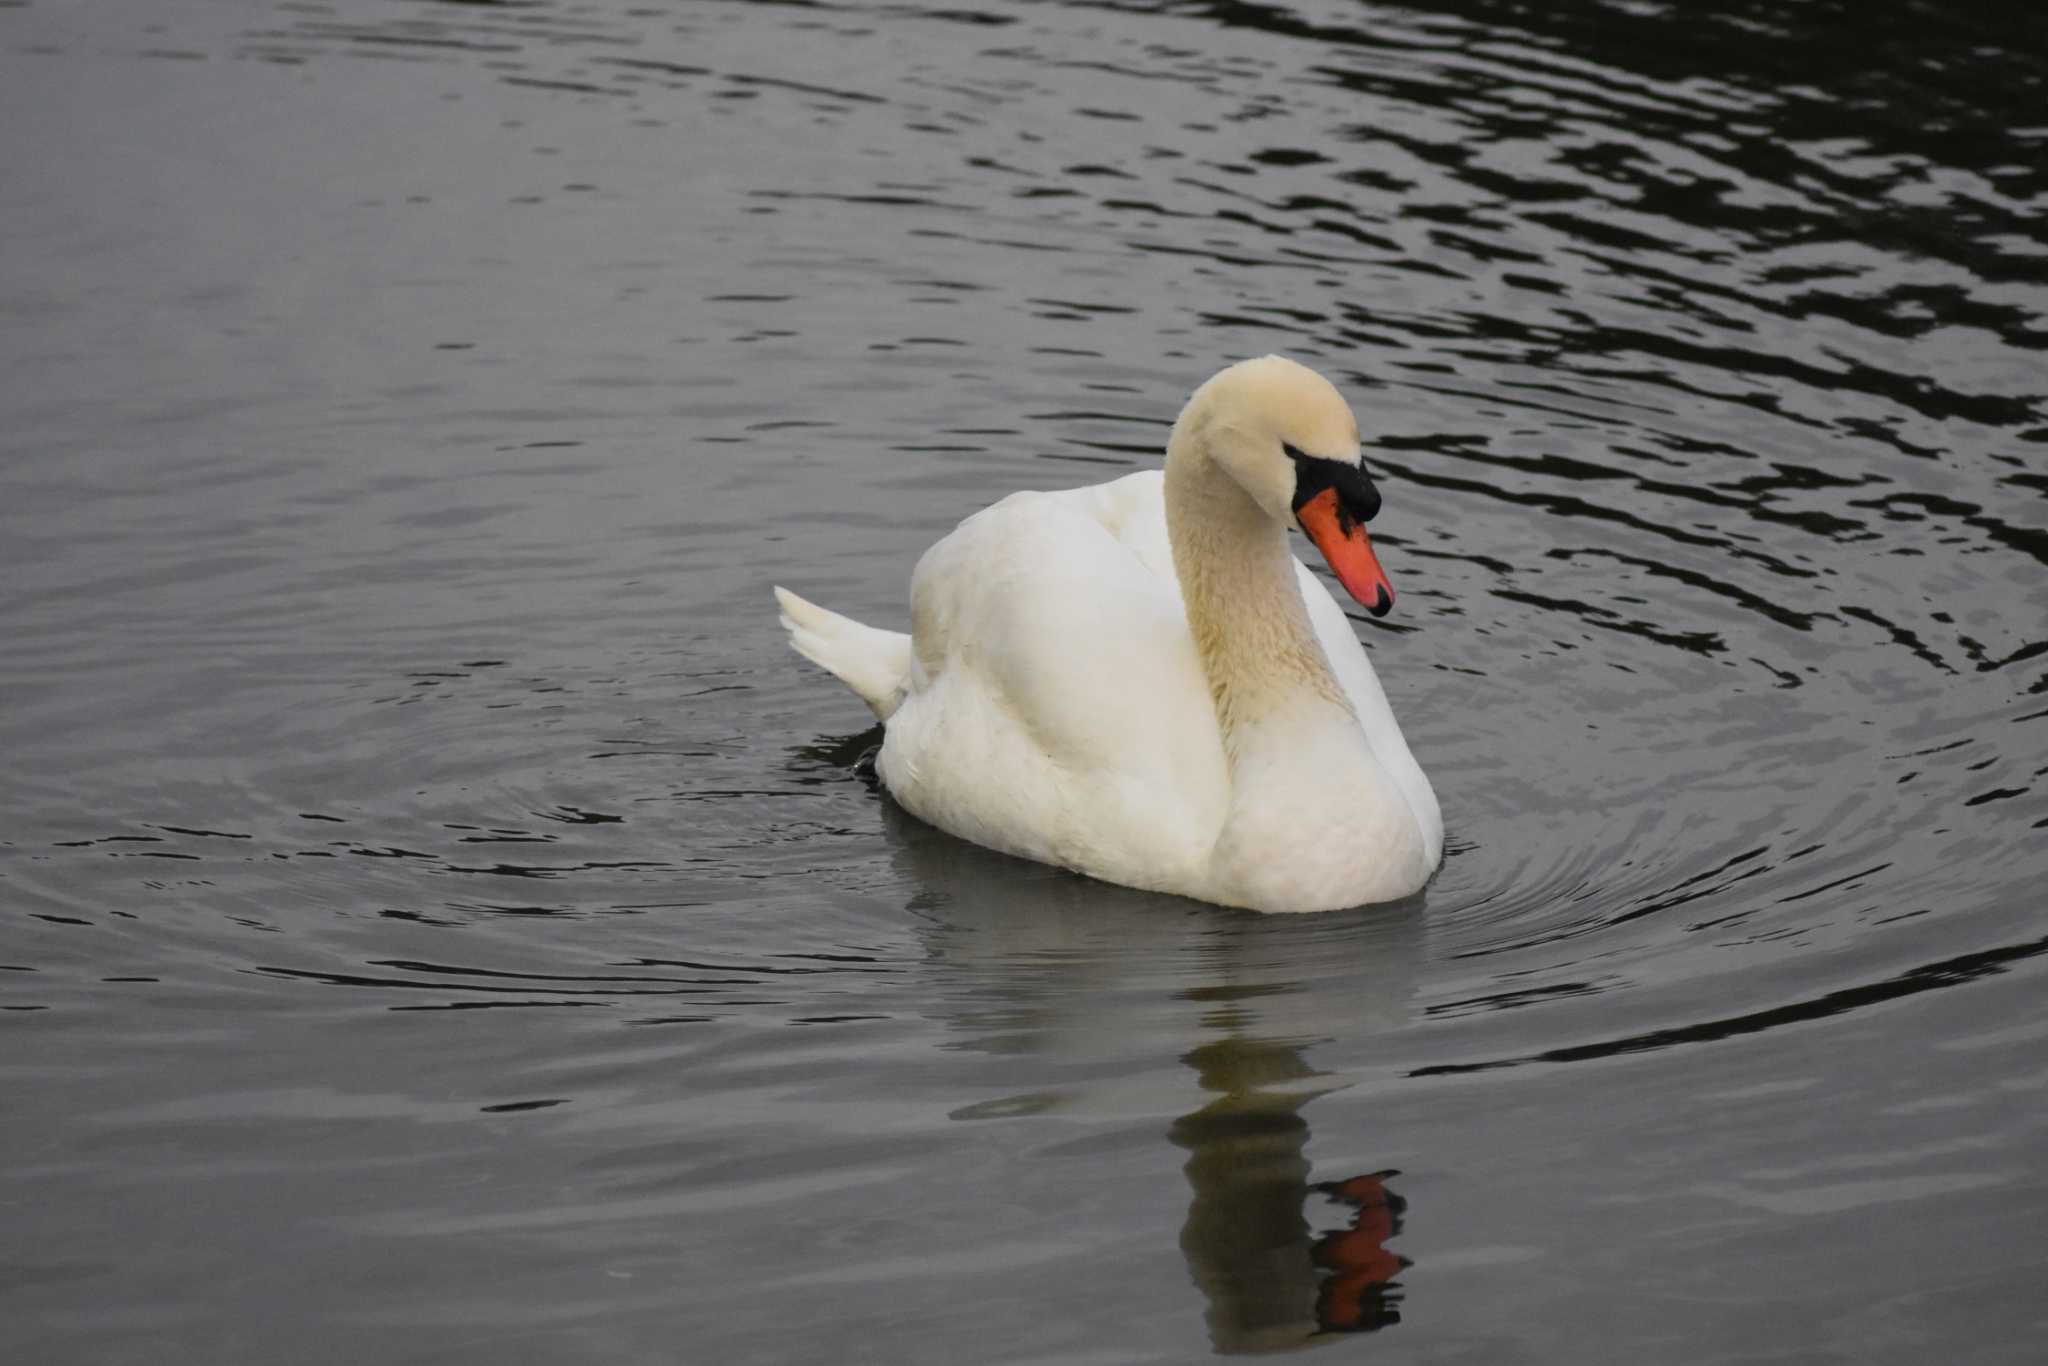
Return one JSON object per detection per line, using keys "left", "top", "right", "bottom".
{"left": 876, "top": 789, "right": 1422, "bottom": 1352}
{"left": 1174, "top": 1037, "right": 1409, "bottom": 1352}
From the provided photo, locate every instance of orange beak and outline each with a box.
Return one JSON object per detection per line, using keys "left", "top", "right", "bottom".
{"left": 1296, "top": 486, "right": 1394, "bottom": 616}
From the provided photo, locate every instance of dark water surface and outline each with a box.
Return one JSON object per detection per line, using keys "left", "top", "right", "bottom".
{"left": 4, "top": 0, "right": 2046, "bottom": 1360}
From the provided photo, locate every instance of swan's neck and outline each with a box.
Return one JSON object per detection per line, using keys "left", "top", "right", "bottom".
{"left": 1164, "top": 427, "right": 1351, "bottom": 746}
{"left": 1165, "top": 421, "right": 1428, "bottom": 911}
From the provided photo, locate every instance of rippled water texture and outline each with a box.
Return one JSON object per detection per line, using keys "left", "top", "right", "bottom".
{"left": 4, "top": 1, "right": 2045, "bottom": 1360}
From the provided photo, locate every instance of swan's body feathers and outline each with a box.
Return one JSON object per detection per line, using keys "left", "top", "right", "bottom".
{"left": 775, "top": 358, "right": 1443, "bottom": 913}
{"left": 884, "top": 472, "right": 1227, "bottom": 893}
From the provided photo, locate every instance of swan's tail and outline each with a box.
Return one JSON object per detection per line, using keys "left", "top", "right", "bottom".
{"left": 773, "top": 586, "right": 912, "bottom": 721}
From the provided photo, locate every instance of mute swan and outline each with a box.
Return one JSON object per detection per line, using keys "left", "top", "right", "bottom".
{"left": 774, "top": 356, "right": 1442, "bottom": 912}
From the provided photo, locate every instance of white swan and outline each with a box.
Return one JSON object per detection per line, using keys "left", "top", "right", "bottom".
{"left": 774, "top": 356, "right": 1442, "bottom": 913}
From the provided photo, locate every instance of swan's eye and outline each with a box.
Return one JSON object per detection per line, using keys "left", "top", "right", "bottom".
{"left": 1282, "top": 442, "right": 1311, "bottom": 463}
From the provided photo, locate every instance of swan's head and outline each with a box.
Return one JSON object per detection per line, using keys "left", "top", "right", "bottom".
{"left": 1191, "top": 355, "right": 1397, "bottom": 617}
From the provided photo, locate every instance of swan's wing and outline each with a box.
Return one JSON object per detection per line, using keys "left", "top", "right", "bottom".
{"left": 904, "top": 471, "right": 1183, "bottom": 726}
{"left": 1072, "top": 468, "right": 1180, "bottom": 590}
{"left": 880, "top": 471, "right": 1226, "bottom": 889}
{"left": 913, "top": 473, "right": 1208, "bottom": 769}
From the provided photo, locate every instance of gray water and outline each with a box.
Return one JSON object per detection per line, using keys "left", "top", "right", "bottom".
{"left": 4, "top": 1, "right": 2045, "bottom": 1361}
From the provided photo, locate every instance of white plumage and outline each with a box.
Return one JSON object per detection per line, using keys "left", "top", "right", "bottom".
{"left": 776, "top": 356, "right": 1442, "bottom": 912}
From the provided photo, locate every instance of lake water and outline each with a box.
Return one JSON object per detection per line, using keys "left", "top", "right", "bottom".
{"left": 3, "top": 0, "right": 2045, "bottom": 1361}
